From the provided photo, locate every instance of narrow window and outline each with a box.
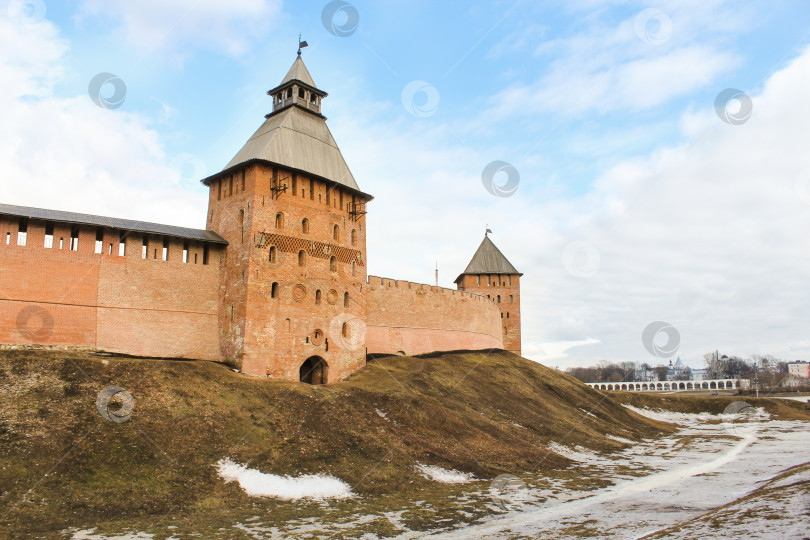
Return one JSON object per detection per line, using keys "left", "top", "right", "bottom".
{"left": 16, "top": 219, "right": 28, "bottom": 246}
{"left": 268, "top": 246, "right": 277, "bottom": 263}
{"left": 508, "top": 275, "right": 512, "bottom": 286}
{"left": 285, "top": 318, "right": 291, "bottom": 332}
{"left": 330, "top": 256, "right": 337, "bottom": 272}
{"left": 342, "top": 322, "right": 349, "bottom": 338}
{"left": 298, "top": 87, "right": 305, "bottom": 99}
{"left": 203, "top": 245, "right": 209, "bottom": 265}
{"left": 238, "top": 209, "right": 244, "bottom": 243}
{"left": 506, "top": 312, "right": 510, "bottom": 318}
{"left": 315, "top": 289, "right": 322, "bottom": 305}
{"left": 271, "top": 282, "right": 278, "bottom": 298}
{"left": 333, "top": 224, "right": 339, "bottom": 241}
{"left": 291, "top": 174, "right": 297, "bottom": 196}
{"left": 241, "top": 170, "right": 245, "bottom": 191}
{"left": 228, "top": 177, "right": 233, "bottom": 196}
{"left": 70, "top": 226, "right": 79, "bottom": 251}
{"left": 476, "top": 275, "right": 481, "bottom": 286}
{"left": 487, "top": 275, "right": 491, "bottom": 286}
{"left": 302, "top": 218, "right": 309, "bottom": 234}
{"left": 309, "top": 179, "right": 314, "bottom": 200}
{"left": 194, "top": 253, "right": 198, "bottom": 264}
{"left": 217, "top": 180, "right": 221, "bottom": 200}
{"left": 275, "top": 213, "right": 284, "bottom": 229}
{"left": 351, "top": 261, "right": 356, "bottom": 276}
{"left": 119, "top": 232, "right": 127, "bottom": 256}
{"left": 142, "top": 237, "right": 148, "bottom": 259}
{"left": 509, "top": 295, "right": 513, "bottom": 303}
{"left": 310, "top": 93, "right": 317, "bottom": 103}
{"left": 44, "top": 223, "right": 54, "bottom": 249}
{"left": 154, "top": 248, "right": 158, "bottom": 259}
{"left": 339, "top": 190, "right": 343, "bottom": 210}
{"left": 183, "top": 240, "right": 189, "bottom": 263}
{"left": 5, "top": 232, "right": 10, "bottom": 245}
{"left": 59, "top": 237, "right": 63, "bottom": 249}
{"left": 497, "top": 295, "right": 501, "bottom": 303}
{"left": 344, "top": 292, "right": 350, "bottom": 308}
{"left": 162, "top": 237, "right": 169, "bottom": 261}
{"left": 94, "top": 229, "right": 103, "bottom": 254}
{"left": 501, "top": 313, "right": 504, "bottom": 319}
{"left": 351, "top": 229, "right": 357, "bottom": 246}
{"left": 298, "top": 250, "right": 305, "bottom": 267}
{"left": 326, "top": 188, "right": 330, "bottom": 206}
{"left": 108, "top": 243, "right": 113, "bottom": 255}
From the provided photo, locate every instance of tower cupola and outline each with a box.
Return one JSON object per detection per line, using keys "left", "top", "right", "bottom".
{"left": 267, "top": 54, "right": 328, "bottom": 117}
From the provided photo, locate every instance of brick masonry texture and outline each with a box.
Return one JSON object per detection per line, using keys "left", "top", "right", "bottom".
{"left": 0, "top": 217, "right": 221, "bottom": 360}
{"left": 0, "top": 166, "right": 522, "bottom": 382}
{"left": 456, "top": 274, "right": 522, "bottom": 355}
{"left": 366, "top": 277, "right": 504, "bottom": 356}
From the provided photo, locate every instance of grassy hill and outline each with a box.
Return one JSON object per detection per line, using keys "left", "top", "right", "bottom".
{"left": 3, "top": 348, "right": 797, "bottom": 537}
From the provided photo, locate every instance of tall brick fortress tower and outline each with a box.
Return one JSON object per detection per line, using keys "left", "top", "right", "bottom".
{"left": 454, "top": 232, "right": 522, "bottom": 355}
{"left": 201, "top": 52, "right": 372, "bottom": 382}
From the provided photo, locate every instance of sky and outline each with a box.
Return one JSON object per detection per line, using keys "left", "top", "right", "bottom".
{"left": 2, "top": 0, "right": 810, "bottom": 369}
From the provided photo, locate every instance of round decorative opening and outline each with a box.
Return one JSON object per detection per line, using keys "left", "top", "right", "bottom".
{"left": 326, "top": 289, "right": 338, "bottom": 305}
{"left": 312, "top": 329, "right": 324, "bottom": 346}
{"left": 293, "top": 284, "right": 307, "bottom": 302}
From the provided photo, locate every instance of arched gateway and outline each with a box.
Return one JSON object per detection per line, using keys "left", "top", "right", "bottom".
{"left": 299, "top": 356, "right": 328, "bottom": 384}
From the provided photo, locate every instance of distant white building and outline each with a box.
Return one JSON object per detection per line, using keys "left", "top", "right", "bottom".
{"left": 666, "top": 357, "right": 690, "bottom": 380}
{"left": 787, "top": 361, "right": 809, "bottom": 378}
{"left": 691, "top": 368, "right": 710, "bottom": 381}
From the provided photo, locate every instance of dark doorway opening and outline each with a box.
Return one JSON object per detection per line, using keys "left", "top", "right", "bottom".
{"left": 300, "top": 356, "right": 328, "bottom": 384}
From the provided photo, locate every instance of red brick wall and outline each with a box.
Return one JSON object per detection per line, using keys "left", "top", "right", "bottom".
{"left": 366, "top": 276, "right": 503, "bottom": 356}
{"left": 457, "top": 273, "right": 521, "bottom": 355}
{"left": 0, "top": 218, "right": 222, "bottom": 360}
{"left": 206, "top": 163, "right": 369, "bottom": 381}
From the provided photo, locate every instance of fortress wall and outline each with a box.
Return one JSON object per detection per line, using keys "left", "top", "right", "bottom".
{"left": 0, "top": 219, "right": 222, "bottom": 360}
{"left": 365, "top": 276, "right": 503, "bottom": 356}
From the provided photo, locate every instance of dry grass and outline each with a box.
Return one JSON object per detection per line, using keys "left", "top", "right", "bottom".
{"left": 0, "top": 349, "right": 671, "bottom": 536}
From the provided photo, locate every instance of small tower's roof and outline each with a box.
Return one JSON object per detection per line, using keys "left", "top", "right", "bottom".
{"left": 454, "top": 234, "right": 521, "bottom": 283}
{"left": 281, "top": 55, "right": 316, "bottom": 87}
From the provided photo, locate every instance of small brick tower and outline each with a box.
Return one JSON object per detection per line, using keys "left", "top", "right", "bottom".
{"left": 201, "top": 51, "right": 373, "bottom": 382}
{"left": 454, "top": 231, "right": 522, "bottom": 355}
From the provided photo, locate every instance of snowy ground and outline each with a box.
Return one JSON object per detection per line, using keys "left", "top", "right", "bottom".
{"left": 89, "top": 405, "right": 808, "bottom": 539}
{"left": 417, "top": 407, "right": 810, "bottom": 539}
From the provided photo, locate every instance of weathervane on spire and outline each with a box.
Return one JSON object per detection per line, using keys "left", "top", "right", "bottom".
{"left": 297, "top": 34, "right": 309, "bottom": 56}
{"left": 485, "top": 225, "right": 492, "bottom": 237}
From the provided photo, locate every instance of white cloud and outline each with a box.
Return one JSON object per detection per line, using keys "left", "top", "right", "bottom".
{"left": 77, "top": 0, "right": 282, "bottom": 59}
{"left": 484, "top": 1, "right": 749, "bottom": 119}
{"left": 331, "top": 44, "right": 810, "bottom": 369}
{"left": 0, "top": 14, "right": 206, "bottom": 226}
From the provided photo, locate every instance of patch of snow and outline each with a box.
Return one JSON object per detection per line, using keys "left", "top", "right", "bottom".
{"left": 607, "top": 434, "right": 636, "bottom": 444}
{"left": 375, "top": 408, "right": 388, "bottom": 420}
{"left": 215, "top": 458, "right": 353, "bottom": 500}
{"left": 547, "top": 442, "right": 605, "bottom": 465}
{"left": 415, "top": 464, "right": 475, "bottom": 483}
{"left": 70, "top": 530, "right": 153, "bottom": 539}
{"left": 622, "top": 404, "right": 770, "bottom": 426}
{"left": 578, "top": 408, "right": 597, "bottom": 418}
{"left": 622, "top": 405, "right": 720, "bottom": 424}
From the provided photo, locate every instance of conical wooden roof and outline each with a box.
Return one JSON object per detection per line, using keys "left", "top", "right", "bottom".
{"left": 280, "top": 55, "right": 316, "bottom": 87}
{"left": 455, "top": 235, "right": 521, "bottom": 283}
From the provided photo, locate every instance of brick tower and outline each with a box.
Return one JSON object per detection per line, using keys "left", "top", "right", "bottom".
{"left": 201, "top": 51, "right": 372, "bottom": 382}
{"left": 454, "top": 232, "right": 522, "bottom": 355}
